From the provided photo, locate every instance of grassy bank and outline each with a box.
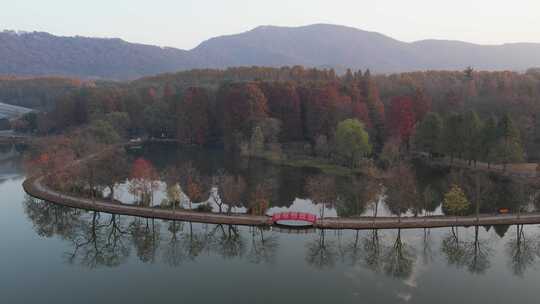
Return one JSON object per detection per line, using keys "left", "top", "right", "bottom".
{"left": 254, "top": 151, "right": 366, "bottom": 176}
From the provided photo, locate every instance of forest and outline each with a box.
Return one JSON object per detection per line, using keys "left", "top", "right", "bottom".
{"left": 10, "top": 66, "right": 540, "bottom": 169}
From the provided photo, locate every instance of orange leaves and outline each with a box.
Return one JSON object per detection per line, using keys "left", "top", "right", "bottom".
{"left": 129, "top": 157, "right": 159, "bottom": 205}
{"left": 177, "top": 87, "right": 210, "bottom": 145}
{"left": 130, "top": 157, "right": 159, "bottom": 181}
{"left": 387, "top": 96, "right": 416, "bottom": 144}
{"left": 222, "top": 82, "right": 269, "bottom": 146}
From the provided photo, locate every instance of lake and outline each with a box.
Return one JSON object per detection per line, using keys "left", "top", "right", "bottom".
{"left": 3, "top": 144, "right": 540, "bottom": 304}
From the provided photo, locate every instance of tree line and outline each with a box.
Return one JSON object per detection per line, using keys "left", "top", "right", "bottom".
{"left": 415, "top": 111, "right": 523, "bottom": 169}
{"left": 12, "top": 66, "right": 540, "bottom": 166}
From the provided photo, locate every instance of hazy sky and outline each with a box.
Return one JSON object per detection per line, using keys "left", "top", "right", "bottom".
{"left": 2, "top": 0, "right": 539, "bottom": 49}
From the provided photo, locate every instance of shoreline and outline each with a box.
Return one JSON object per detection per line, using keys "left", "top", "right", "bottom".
{"left": 23, "top": 174, "right": 540, "bottom": 230}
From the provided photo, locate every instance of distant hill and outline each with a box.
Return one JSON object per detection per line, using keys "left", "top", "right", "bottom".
{"left": 0, "top": 77, "right": 88, "bottom": 109}
{"left": 2, "top": 24, "right": 540, "bottom": 80}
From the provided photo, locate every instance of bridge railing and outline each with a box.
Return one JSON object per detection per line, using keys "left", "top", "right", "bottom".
{"left": 271, "top": 212, "right": 317, "bottom": 224}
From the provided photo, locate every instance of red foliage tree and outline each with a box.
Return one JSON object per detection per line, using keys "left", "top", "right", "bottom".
{"left": 221, "top": 83, "right": 268, "bottom": 148}
{"left": 260, "top": 82, "right": 303, "bottom": 141}
{"left": 412, "top": 88, "right": 431, "bottom": 123}
{"left": 301, "top": 83, "right": 339, "bottom": 141}
{"left": 27, "top": 135, "right": 77, "bottom": 190}
{"left": 177, "top": 87, "right": 210, "bottom": 145}
{"left": 129, "top": 158, "right": 159, "bottom": 206}
{"left": 352, "top": 102, "right": 371, "bottom": 128}
{"left": 387, "top": 96, "right": 416, "bottom": 147}
{"left": 361, "top": 71, "right": 386, "bottom": 150}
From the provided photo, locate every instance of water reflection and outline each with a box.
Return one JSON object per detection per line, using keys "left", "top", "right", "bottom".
{"left": 506, "top": 225, "right": 537, "bottom": 277}
{"left": 23, "top": 197, "right": 278, "bottom": 268}
{"left": 0, "top": 144, "right": 23, "bottom": 183}
{"left": 68, "top": 213, "right": 131, "bottom": 268}
{"left": 440, "top": 226, "right": 493, "bottom": 274}
{"left": 83, "top": 144, "right": 539, "bottom": 218}
{"left": 22, "top": 197, "right": 540, "bottom": 279}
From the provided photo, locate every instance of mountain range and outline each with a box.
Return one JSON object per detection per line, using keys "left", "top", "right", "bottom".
{"left": 1, "top": 24, "right": 540, "bottom": 80}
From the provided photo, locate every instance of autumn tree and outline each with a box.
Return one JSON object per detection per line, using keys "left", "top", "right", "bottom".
{"left": 178, "top": 162, "right": 210, "bottom": 209}
{"left": 92, "top": 148, "right": 129, "bottom": 201}
{"left": 352, "top": 101, "right": 371, "bottom": 128}
{"left": 412, "top": 87, "right": 432, "bottom": 123}
{"left": 26, "top": 135, "right": 77, "bottom": 192}
{"left": 379, "top": 137, "right": 401, "bottom": 169}
{"left": 443, "top": 184, "right": 470, "bottom": 218}
{"left": 221, "top": 83, "right": 268, "bottom": 149}
{"left": 218, "top": 174, "right": 247, "bottom": 214}
{"left": 260, "top": 82, "right": 303, "bottom": 141}
{"left": 361, "top": 70, "right": 385, "bottom": 152}
{"left": 129, "top": 158, "right": 159, "bottom": 206}
{"left": 176, "top": 87, "right": 210, "bottom": 145}
{"left": 301, "top": 84, "right": 339, "bottom": 142}
{"left": 249, "top": 182, "right": 271, "bottom": 216}
{"left": 385, "top": 164, "right": 419, "bottom": 220}
{"left": 387, "top": 96, "right": 416, "bottom": 150}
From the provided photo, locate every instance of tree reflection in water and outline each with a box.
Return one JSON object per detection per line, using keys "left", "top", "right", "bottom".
{"left": 248, "top": 226, "right": 278, "bottom": 264}
{"left": 344, "top": 228, "right": 416, "bottom": 279}
{"left": 130, "top": 218, "right": 160, "bottom": 263}
{"left": 421, "top": 228, "right": 434, "bottom": 265}
{"left": 362, "top": 229, "right": 383, "bottom": 273}
{"left": 67, "top": 212, "right": 131, "bottom": 268}
{"left": 506, "top": 224, "right": 537, "bottom": 277}
{"left": 22, "top": 198, "right": 540, "bottom": 280}
{"left": 441, "top": 227, "right": 468, "bottom": 268}
{"left": 211, "top": 224, "right": 246, "bottom": 259}
{"left": 382, "top": 229, "right": 415, "bottom": 279}
{"left": 23, "top": 195, "right": 82, "bottom": 239}
{"left": 467, "top": 226, "right": 492, "bottom": 274}
{"left": 162, "top": 221, "right": 186, "bottom": 267}
{"left": 306, "top": 229, "right": 337, "bottom": 269}
{"left": 441, "top": 226, "right": 493, "bottom": 274}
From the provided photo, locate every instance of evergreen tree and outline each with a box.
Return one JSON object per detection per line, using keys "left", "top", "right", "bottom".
{"left": 496, "top": 114, "right": 523, "bottom": 170}
{"left": 481, "top": 116, "right": 498, "bottom": 168}
{"left": 415, "top": 112, "right": 443, "bottom": 158}
{"left": 463, "top": 110, "right": 482, "bottom": 165}
{"left": 361, "top": 70, "right": 385, "bottom": 152}
{"left": 442, "top": 113, "right": 466, "bottom": 162}
{"left": 443, "top": 184, "right": 470, "bottom": 217}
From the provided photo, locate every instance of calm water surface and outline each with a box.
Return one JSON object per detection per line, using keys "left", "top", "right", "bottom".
{"left": 2, "top": 146, "right": 540, "bottom": 304}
